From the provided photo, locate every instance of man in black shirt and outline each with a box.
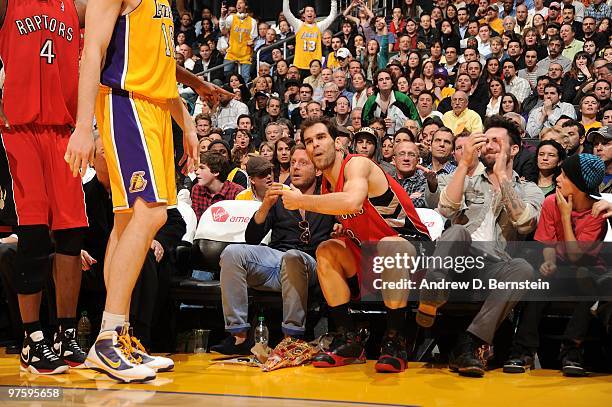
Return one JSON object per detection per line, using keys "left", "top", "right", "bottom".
{"left": 211, "top": 144, "right": 335, "bottom": 355}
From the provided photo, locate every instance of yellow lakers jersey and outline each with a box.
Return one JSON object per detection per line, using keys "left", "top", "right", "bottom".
{"left": 226, "top": 15, "right": 254, "bottom": 64}
{"left": 101, "top": 0, "right": 178, "bottom": 101}
{"left": 294, "top": 24, "right": 322, "bottom": 70}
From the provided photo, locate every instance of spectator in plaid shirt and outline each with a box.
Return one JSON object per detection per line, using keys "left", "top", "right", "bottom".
{"left": 393, "top": 141, "right": 428, "bottom": 208}
{"left": 191, "top": 152, "right": 245, "bottom": 220}
{"left": 585, "top": 0, "right": 612, "bottom": 23}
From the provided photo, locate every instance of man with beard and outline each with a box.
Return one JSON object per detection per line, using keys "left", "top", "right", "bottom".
{"left": 275, "top": 118, "right": 430, "bottom": 373}
{"left": 213, "top": 85, "right": 250, "bottom": 131}
{"left": 211, "top": 145, "right": 334, "bottom": 355}
{"left": 537, "top": 35, "right": 571, "bottom": 76}
{"left": 418, "top": 116, "right": 544, "bottom": 377}
{"left": 503, "top": 59, "right": 531, "bottom": 104}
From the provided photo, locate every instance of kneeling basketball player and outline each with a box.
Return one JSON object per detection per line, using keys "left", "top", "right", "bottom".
{"left": 276, "top": 120, "right": 431, "bottom": 373}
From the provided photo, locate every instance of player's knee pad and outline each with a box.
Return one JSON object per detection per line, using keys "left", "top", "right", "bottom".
{"left": 54, "top": 227, "right": 85, "bottom": 256}
{"left": 13, "top": 225, "right": 52, "bottom": 295}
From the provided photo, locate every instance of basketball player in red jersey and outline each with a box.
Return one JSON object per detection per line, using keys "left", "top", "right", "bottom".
{"left": 276, "top": 119, "right": 431, "bottom": 373}
{"left": 0, "top": 0, "right": 90, "bottom": 375}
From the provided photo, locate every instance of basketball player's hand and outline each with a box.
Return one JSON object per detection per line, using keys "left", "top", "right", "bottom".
{"left": 279, "top": 186, "right": 303, "bottom": 211}
{"left": 80, "top": 250, "right": 97, "bottom": 272}
{"left": 331, "top": 223, "right": 346, "bottom": 238}
{"left": 195, "top": 81, "right": 233, "bottom": 110}
{"left": 65, "top": 128, "right": 95, "bottom": 177}
{"left": 180, "top": 130, "right": 199, "bottom": 175}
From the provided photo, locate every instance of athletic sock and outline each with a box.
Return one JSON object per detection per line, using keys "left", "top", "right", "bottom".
{"left": 385, "top": 306, "right": 407, "bottom": 336}
{"left": 100, "top": 311, "right": 125, "bottom": 333}
{"left": 329, "top": 303, "right": 355, "bottom": 333}
{"left": 57, "top": 317, "right": 75, "bottom": 332}
{"left": 23, "top": 321, "right": 43, "bottom": 341}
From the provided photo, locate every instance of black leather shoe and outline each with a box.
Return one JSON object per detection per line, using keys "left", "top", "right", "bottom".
{"left": 449, "top": 332, "right": 486, "bottom": 377}
{"left": 503, "top": 344, "right": 535, "bottom": 373}
{"left": 560, "top": 342, "right": 587, "bottom": 377}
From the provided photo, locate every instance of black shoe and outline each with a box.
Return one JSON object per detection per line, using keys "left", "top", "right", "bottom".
{"left": 210, "top": 335, "right": 254, "bottom": 356}
{"left": 448, "top": 332, "right": 486, "bottom": 377}
{"left": 375, "top": 332, "right": 408, "bottom": 373}
{"left": 54, "top": 327, "right": 87, "bottom": 369}
{"left": 503, "top": 344, "right": 535, "bottom": 374}
{"left": 560, "top": 342, "right": 587, "bottom": 377}
{"left": 312, "top": 329, "right": 368, "bottom": 368}
{"left": 20, "top": 332, "right": 69, "bottom": 375}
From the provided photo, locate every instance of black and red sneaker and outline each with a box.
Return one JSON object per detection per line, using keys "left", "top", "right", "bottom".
{"left": 54, "top": 327, "right": 87, "bottom": 369}
{"left": 312, "top": 330, "right": 368, "bottom": 368}
{"left": 375, "top": 333, "right": 408, "bottom": 373}
{"left": 20, "top": 331, "right": 68, "bottom": 375}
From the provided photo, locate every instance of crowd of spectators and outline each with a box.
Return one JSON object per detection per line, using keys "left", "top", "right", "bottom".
{"left": 2, "top": 0, "right": 612, "bottom": 377}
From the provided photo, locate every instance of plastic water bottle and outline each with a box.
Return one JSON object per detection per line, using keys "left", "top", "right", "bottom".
{"left": 254, "top": 315, "right": 269, "bottom": 347}
{"left": 77, "top": 311, "right": 91, "bottom": 352}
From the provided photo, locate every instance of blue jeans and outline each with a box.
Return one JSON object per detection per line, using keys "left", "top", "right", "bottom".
{"left": 219, "top": 245, "right": 318, "bottom": 336}
{"left": 223, "top": 59, "right": 251, "bottom": 84}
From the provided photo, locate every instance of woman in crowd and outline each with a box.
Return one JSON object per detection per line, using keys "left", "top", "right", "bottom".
{"left": 228, "top": 73, "right": 250, "bottom": 103}
{"left": 563, "top": 52, "right": 595, "bottom": 103}
{"left": 500, "top": 93, "right": 522, "bottom": 115}
{"left": 483, "top": 57, "right": 501, "bottom": 83}
{"left": 394, "top": 127, "right": 416, "bottom": 144}
{"left": 579, "top": 94, "right": 602, "bottom": 132}
{"left": 342, "top": 0, "right": 375, "bottom": 41}
{"left": 532, "top": 13, "right": 546, "bottom": 41}
{"left": 352, "top": 72, "right": 369, "bottom": 109}
{"left": 523, "top": 27, "right": 548, "bottom": 59}
{"left": 421, "top": 61, "right": 436, "bottom": 92}
{"left": 362, "top": 38, "right": 389, "bottom": 82}
{"left": 486, "top": 77, "right": 505, "bottom": 117}
{"left": 381, "top": 135, "right": 395, "bottom": 163}
{"left": 405, "top": 51, "right": 422, "bottom": 82}
{"left": 353, "top": 34, "right": 366, "bottom": 60}
{"left": 431, "top": 7, "right": 444, "bottom": 29}
{"left": 428, "top": 41, "right": 446, "bottom": 65}
{"left": 273, "top": 137, "right": 295, "bottom": 184}
{"left": 389, "top": 7, "right": 406, "bottom": 52}
{"left": 402, "top": 0, "right": 423, "bottom": 21}
{"left": 397, "top": 76, "right": 410, "bottom": 95}
{"left": 535, "top": 139, "right": 565, "bottom": 196}
{"left": 446, "top": 4, "right": 458, "bottom": 25}
{"left": 259, "top": 142, "right": 275, "bottom": 163}
{"left": 439, "top": 20, "right": 460, "bottom": 52}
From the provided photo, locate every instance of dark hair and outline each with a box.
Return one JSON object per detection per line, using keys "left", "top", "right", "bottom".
{"left": 273, "top": 136, "right": 297, "bottom": 175}
{"left": 535, "top": 139, "right": 566, "bottom": 183}
{"left": 544, "top": 82, "right": 562, "bottom": 95}
{"left": 422, "top": 116, "right": 444, "bottom": 129}
{"left": 483, "top": 115, "right": 521, "bottom": 146}
{"left": 200, "top": 151, "right": 231, "bottom": 182}
{"left": 300, "top": 117, "right": 339, "bottom": 140}
{"left": 236, "top": 114, "right": 252, "bottom": 126}
{"left": 394, "top": 127, "right": 416, "bottom": 142}
{"left": 500, "top": 93, "right": 521, "bottom": 114}
{"left": 561, "top": 119, "right": 586, "bottom": 140}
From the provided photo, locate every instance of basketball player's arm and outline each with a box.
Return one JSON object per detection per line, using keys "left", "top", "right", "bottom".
{"left": 176, "top": 65, "right": 233, "bottom": 109}
{"left": 66, "top": 0, "right": 124, "bottom": 177}
{"left": 168, "top": 98, "right": 198, "bottom": 174}
{"left": 0, "top": 67, "right": 8, "bottom": 129}
{"left": 280, "top": 158, "right": 370, "bottom": 215}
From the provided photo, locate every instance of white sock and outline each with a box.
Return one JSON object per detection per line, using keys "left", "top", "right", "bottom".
{"left": 100, "top": 311, "right": 125, "bottom": 333}
{"left": 29, "top": 330, "right": 44, "bottom": 342}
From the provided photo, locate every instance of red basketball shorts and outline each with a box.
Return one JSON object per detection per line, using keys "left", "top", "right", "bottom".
{"left": 1, "top": 124, "right": 88, "bottom": 230}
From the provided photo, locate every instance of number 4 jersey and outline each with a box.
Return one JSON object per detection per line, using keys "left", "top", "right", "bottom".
{"left": 101, "top": 0, "right": 177, "bottom": 101}
{"left": 0, "top": 0, "right": 79, "bottom": 126}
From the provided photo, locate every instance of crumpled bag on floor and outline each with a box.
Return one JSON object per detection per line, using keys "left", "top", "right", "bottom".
{"left": 261, "top": 337, "right": 319, "bottom": 372}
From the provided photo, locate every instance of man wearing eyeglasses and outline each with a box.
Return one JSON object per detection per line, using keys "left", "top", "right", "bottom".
{"left": 211, "top": 145, "right": 335, "bottom": 355}
{"left": 277, "top": 118, "right": 431, "bottom": 374}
